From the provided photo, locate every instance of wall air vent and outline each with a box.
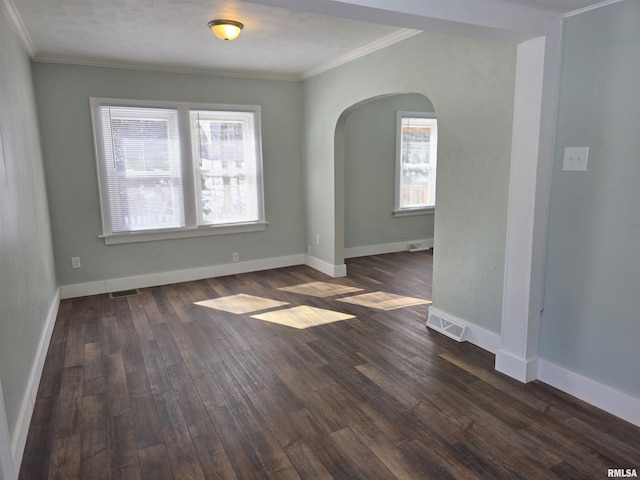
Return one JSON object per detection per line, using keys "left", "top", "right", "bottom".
{"left": 109, "top": 289, "right": 139, "bottom": 299}
{"left": 426, "top": 313, "right": 466, "bottom": 342}
{"left": 407, "top": 239, "right": 433, "bottom": 252}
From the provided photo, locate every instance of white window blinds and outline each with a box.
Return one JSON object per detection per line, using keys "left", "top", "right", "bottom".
{"left": 98, "top": 105, "right": 184, "bottom": 233}
{"left": 90, "top": 98, "right": 265, "bottom": 243}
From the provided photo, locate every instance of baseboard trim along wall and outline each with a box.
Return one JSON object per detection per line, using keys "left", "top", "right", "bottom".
{"left": 537, "top": 359, "right": 640, "bottom": 428}
{"left": 427, "top": 307, "right": 640, "bottom": 427}
{"left": 1, "top": 378, "right": 15, "bottom": 480}
{"left": 59, "top": 243, "right": 438, "bottom": 297}
{"left": 344, "top": 238, "right": 433, "bottom": 259}
{"left": 426, "top": 306, "right": 501, "bottom": 354}
{"left": 495, "top": 349, "right": 540, "bottom": 383}
{"left": 60, "top": 254, "right": 307, "bottom": 299}
{"left": 11, "top": 288, "right": 60, "bottom": 477}
{"left": 304, "top": 255, "right": 347, "bottom": 278}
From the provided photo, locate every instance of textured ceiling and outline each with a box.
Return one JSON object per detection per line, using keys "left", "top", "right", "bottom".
{"left": 9, "top": 0, "right": 609, "bottom": 79}
{"left": 11, "top": 0, "right": 405, "bottom": 79}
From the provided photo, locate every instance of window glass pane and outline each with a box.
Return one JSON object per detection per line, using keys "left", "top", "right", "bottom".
{"left": 400, "top": 116, "right": 437, "bottom": 209}
{"left": 100, "top": 106, "right": 184, "bottom": 232}
{"left": 190, "top": 110, "right": 259, "bottom": 225}
{"left": 92, "top": 99, "right": 265, "bottom": 240}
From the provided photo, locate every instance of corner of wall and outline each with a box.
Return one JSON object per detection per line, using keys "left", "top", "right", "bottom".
{"left": 305, "top": 255, "right": 347, "bottom": 278}
{"left": 495, "top": 350, "right": 539, "bottom": 383}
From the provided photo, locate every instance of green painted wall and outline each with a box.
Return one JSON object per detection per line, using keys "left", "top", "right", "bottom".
{"left": 303, "top": 31, "right": 515, "bottom": 332}
{"left": 344, "top": 94, "right": 435, "bottom": 250}
{"left": 32, "top": 64, "right": 305, "bottom": 286}
{"left": 540, "top": 0, "right": 640, "bottom": 397}
{"left": 0, "top": 9, "right": 57, "bottom": 440}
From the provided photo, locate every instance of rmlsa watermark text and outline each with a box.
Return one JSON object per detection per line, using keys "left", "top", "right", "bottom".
{"left": 608, "top": 469, "right": 638, "bottom": 478}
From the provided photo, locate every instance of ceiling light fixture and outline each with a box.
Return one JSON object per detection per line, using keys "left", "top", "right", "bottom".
{"left": 208, "top": 19, "right": 244, "bottom": 41}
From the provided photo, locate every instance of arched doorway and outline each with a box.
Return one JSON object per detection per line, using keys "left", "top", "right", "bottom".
{"left": 335, "top": 93, "right": 436, "bottom": 262}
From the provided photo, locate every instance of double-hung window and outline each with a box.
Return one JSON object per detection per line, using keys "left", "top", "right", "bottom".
{"left": 394, "top": 112, "right": 438, "bottom": 216}
{"left": 90, "top": 98, "right": 265, "bottom": 244}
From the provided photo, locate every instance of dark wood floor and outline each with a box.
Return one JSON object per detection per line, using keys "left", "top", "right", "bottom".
{"left": 20, "top": 251, "right": 640, "bottom": 479}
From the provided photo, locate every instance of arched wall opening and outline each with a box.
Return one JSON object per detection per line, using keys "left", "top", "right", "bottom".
{"left": 335, "top": 93, "right": 436, "bottom": 261}
{"left": 302, "top": 30, "right": 516, "bottom": 343}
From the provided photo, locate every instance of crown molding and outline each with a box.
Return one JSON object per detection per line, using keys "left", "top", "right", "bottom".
{"left": 33, "top": 28, "right": 422, "bottom": 82}
{"left": 13, "top": 0, "right": 617, "bottom": 82}
{"left": 444, "top": 0, "right": 622, "bottom": 20}
{"left": 31, "top": 56, "right": 303, "bottom": 82}
{"left": 564, "top": 0, "right": 626, "bottom": 17}
{"left": 474, "top": 0, "right": 561, "bottom": 17}
{"left": 0, "top": 0, "right": 37, "bottom": 57}
{"left": 301, "top": 28, "right": 421, "bottom": 80}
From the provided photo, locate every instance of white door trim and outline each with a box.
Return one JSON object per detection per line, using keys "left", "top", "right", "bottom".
{"left": 497, "top": 19, "right": 564, "bottom": 383}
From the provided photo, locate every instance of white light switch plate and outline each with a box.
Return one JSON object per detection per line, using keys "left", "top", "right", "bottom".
{"left": 563, "top": 147, "right": 589, "bottom": 172}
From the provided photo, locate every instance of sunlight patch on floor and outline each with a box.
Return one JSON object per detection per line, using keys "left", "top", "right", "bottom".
{"left": 336, "top": 291, "right": 431, "bottom": 311}
{"left": 251, "top": 305, "right": 355, "bottom": 329}
{"left": 194, "top": 293, "right": 289, "bottom": 314}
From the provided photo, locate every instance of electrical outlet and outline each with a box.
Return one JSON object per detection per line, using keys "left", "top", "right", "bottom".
{"left": 307, "top": 245, "right": 312, "bottom": 255}
{"left": 232, "top": 252, "right": 239, "bottom": 263}
{"left": 71, "top": 257, "right": 81, "bottom": 269}
{"left": 562, "top": 147, "right": 589, "bottom": 172}
{"left": 315, "top": 234, "right": 320, "bottom": 245}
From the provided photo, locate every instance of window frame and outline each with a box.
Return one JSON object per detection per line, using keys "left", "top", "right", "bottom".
{"left": 393, "top": 111, "right": 438, "bottom": 217}
{"left": 90, "top": 97, "right": 266, "bottom": 245}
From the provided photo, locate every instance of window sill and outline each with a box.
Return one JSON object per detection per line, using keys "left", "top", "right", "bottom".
{"left": 101, "top": 222, "right": 268, "bottom": 245}
{"left": 393, "top": 207, "right": 435, "bottom": 218}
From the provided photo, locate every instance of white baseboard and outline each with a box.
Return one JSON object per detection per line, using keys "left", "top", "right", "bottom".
{"left": 538, "top": 359, "right": 640, "bottom": 428}
{"left": 344, "top": 238, "right": 433, "bottom": 259}
{"left": 426, "top": 306, "right": 501, "bottom": 354}
{"left": 60, "top": 254, "right": 306, "bottom": 299}
{"left": 495, "top": 350, "right": 539, "bottom": 383}
{"left": 10, "top": 288, "right": 60, "bottom": 476}
{"left": 60, "top": 248, "right": 434, "bottom": 298}
{"left": 1, "top": 379, "right": 15, "bottom": 480}
{"left": 304, "top": 255, "right": 347, "bottom": 278}
{"left": 426, "top": 308, "right": 640, "bottom": 427}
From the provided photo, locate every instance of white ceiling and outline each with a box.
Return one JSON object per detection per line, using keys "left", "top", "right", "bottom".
{"left": 6, "top": 0, "right": 610, "bottom": 80}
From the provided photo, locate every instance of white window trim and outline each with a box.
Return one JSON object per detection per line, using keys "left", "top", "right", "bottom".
{"left": 394, "top": 111, "right": 438, "bottom": 213}
{"left": 392, "top": 207, "right": 435, "bottom": 218}
{"left": 90, "top": 97, "right": 266, "bottom": 244}
{"left": 100, "top": 222, "right": 268, "bottom": 245}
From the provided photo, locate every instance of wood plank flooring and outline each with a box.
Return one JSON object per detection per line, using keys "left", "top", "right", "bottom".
{"left": 19, "top": 251, "right": 640, "bottom": 479}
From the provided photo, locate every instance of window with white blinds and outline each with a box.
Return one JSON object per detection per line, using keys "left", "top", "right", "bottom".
{"left": 189, "top": 110, "right": 260, "bottom": 226}
{"left": 395, "top": 112, "right": 438, "bottom": 212}
{"left": 90, "top": 98, "right": 265, "bottom": 243}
